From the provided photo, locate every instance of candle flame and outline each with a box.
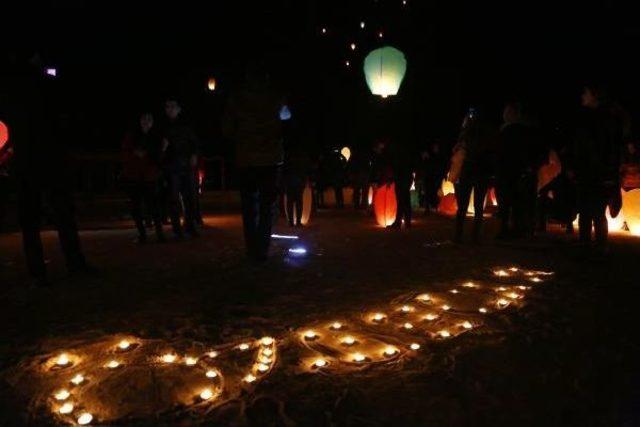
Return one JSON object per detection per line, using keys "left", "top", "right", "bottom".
{"left": 77, "top": 413, "right": 93, "bottom": 425}
{"left": 54, "top": 389, "right": 70, "bottom": 401}
{"left": 200, "top": 388, "right": 213, "bottom": 400}
{"left": 59, "top": 402, "right": 74, "bottom": 414}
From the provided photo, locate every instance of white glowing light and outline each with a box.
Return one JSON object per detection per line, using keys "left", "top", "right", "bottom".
{"left": 106, "top": 360, "right": 120, "bottom": 369}
{"left": 372, "top": 313, "right": 386, "bottom": 322}
{"left": 259, "top": 355, "right": 272, "bottom": 364}
{"left": 162, "top": 354, "right": 177, "bottom": 363}
{"left": 497, "top": 287, "right": 507, "bottom": 292}
{"left": 400, "top": 305, "right": 414, "bottom": 313}
{"left": 262, "top": 348, "right": 274, "bottom": 357}
{"left": 509, "top": 267, "right": 519, "bottom": 272}
{"left": 330, "top": 322, "right": 343, "bottom": 330}
{"left": 497, "top": 298, "right": 509, "bottom": 307}
{"left": 461, "top": 321, "right": 473, "bottom": 329}
{"left": 288, "top": 247, "right": 307, "bottom": 256}
{"left": 243, "top": 374, "right": 257, "bottom": 383}
{"left": 313, "top": 358, "right": 327, "bottom": 368}
{"left": 55, "top": 354, "right": 70, "bottom": 367}
{"left": 403, "top": 322, "right": 414, "bottom": 330}
{"left": 200, "top": 388, "right": 214, "bottom": 400}
{"left": 530, "top": 277, "right": 542, "bottom": 283}
{"left": 384, "top": 346, "right": 398, "bottom": 356}
{"left": 416, "top": 293, "right": 431, "bottom": 302}
{"left": 410, "top": 343, "right": 421, "bottom": 350}
{"left": 118, "top": 340, "right": 130, "bottom": 350}
{"left": 45, "top": 68, "right": 57, "bottom": 77}
{"left": 54, "top": 389, "right": 70, "bottom": 401}
{"left": 77, "top": 413, "right": 93, "bottom": 425}
{"left": 424, "top": 313, "right": 438, "bottom": 321}
{"left": 257, "top": 363, "right": 270, "bottom": 373}
{"left": 206, "top": 370, "right": 218, "bottom": 378}
{"left": 360, "top": 21, "right": 365, "bottom": 29}
{"left": 59, "top": 402, "right": 74, "bottom": 414}
{"left": 463, "top": 282, "right": 476, "bottom": 288}
{"left": 478, "top": 307, "right": 488, "bottom": 313}
{"left": 494, "top": 270, "right": 509, "bottom": 277}
{"left": 271, "top": 234, "right": 299, "bottom": 240}
{"left": 341, "top": 336, "right": 356, "bottom": 345}
{"left": 304, "top": 330, "right": 317, "bottom": 340}
{"left": 208, "top": 351, "right": 219, "bottom": 358}
{"left": 441, "top": 305, "right": 451, "bottom": 311}
{"left": 350, "top": 43, "right": 356, "bottom": 51}
{"left": 507, "top": 292, "right": 521, "bottom": 299}
{"left": 321, "top": 27, "right": 327, "bottom": 34}
{"left": 450, "top": 289, "right": 459, "bottom": 294}
{"left": 439, "top": 330, "right": 451, "bottom": 338}
{"left": 353, "top": 353, "right": 366, "bottom": 362}
{"left": 70, "top": 374, "right": 84, "bottom": 385}
{"left": 185, "top": 357, "right": 198, "bottom": 366}
{"left": 261, "top": 337, "right": 275, "bottom": 346}
{"left": 279, "top": 105, "right": 292, "bottom": 121}
{"left": 238, "top": 343, "right": 250, "bottom": 351}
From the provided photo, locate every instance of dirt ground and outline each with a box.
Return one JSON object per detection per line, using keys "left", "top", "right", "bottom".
{"left": 0, "top": 207, "right": 639, "bottom": 426}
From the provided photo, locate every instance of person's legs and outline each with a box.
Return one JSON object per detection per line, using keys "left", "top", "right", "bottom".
{"left": 168, "top": 173, "right": 184, "bottom": 237}
{"left": 146, "top": 182, "right": 165, "bottom": 241}
{"left": 335, "top": 186, "right": 344, "bottom": 208}
{"left": 18, "top": 178, "right": 47, "bottom": 280}
{"left": 577, "top": 185, "right": 593, "bottom": 243}
{"left": 239, "top": 169, "right": 259, "bottom": 257}
{"left": 472, "top": 180, "right": 488, "bottom": 242}
{"left": 255, "top": 167, "right": 279, "bottom": 259}
{"left": 128, "top": 184, "right": 147, "bottom": 241}
{"left": 179, "top": 172, "right": 198, "bottom": 235}
{"left": 293, "top": 187, "right": 303, "bottom": 226}
{"left": 593, "top": 184, "right": 610, "bottom": 246}
{"left": 454, "top": 181, "right": 473, "bottom": 242}
{"left": 496, "top": 177, "right": 514, "bottom": 237}
{"left": 285, "top": 187, "right": 296, "bottom": 226}
{"left": 49, "top": 178, "right": 87, "bottom": 272}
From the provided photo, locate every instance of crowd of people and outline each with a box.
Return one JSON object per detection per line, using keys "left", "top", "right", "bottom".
{"left": 1, "top": 54, "right": 637, "bottom": 287}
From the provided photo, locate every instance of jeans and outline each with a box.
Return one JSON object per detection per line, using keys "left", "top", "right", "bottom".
{"left": 577, "top": 182, "right": 612, "bottom": 245}
{"left": 455, "top": 178, "right": 489, "bottom": 242}
{"left": 126, "top": 181, "right": 163, "bottom": 240}
{"left": 286, "top": 184, "right": 304, "bottom": 226}
{"left": 239, "top": 166, "right": 280, "bottom": 259}
{"left": 168, "top": 171, "right": 197, "bottom": 236}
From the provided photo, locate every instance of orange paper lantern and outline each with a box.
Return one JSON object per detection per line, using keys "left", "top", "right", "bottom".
{"left": 0, "top": 121, "right": 8, "bottom": 150}
{"left": 373, "top": 183, "right": 397, "bottom": 226}
{"left": 438, "top": 193, "right": 457, "bottom": 216}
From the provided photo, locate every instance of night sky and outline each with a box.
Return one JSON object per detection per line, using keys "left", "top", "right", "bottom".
{"left": 2, "top": 0, "right": 638, "bottom": 153}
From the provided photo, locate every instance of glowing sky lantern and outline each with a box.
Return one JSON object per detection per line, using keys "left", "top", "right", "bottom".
{"left": 340, "top": 146, "right": 351, "bottom": 162}
{"left": 0, "top": 121, "right": 8, "bottom": 150}
{"left": 207, "top": 77, "right": 216, "bottom": 91}
{"left": 363, "top": 46, "right": 407, "bottom": 98}
{"left": 279, "top": 105, "right": 292, "bottom": 121}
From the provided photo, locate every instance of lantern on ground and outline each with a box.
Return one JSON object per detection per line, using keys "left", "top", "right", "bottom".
{"left": 438, "top": 194, "right": 457, "bottom": 216}
{"left": 373, "top": 183, "right": 397, "bottom": 226}
{"left": 622, "top": 189, "right": 640, "bottom": 236}
{"left": 207, "top": 77, "right": 216, "bottom": 92}
{"left": 363, "top": 46, "right": 407, "bottom": 98}
{"left": 0, "top": 121, "right": 7, "bottom": 150}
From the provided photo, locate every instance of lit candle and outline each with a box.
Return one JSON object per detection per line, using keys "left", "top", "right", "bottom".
{"left": 304, "top": 330, "right": 317, "bottom": 340}
{"left": 410, "top": 343, "right": 421, "bottom": 350}
{"left": 439, "top": 330, "right": 451, "bottom": 338}
{"left": 497, "top": 298, "right": 509, "bottom": 307}
{"left": 353, "top": 353, "right": 366, "bottom": 362}
{"left": 450, "top": 289, "right": 459, "bottom": 294}
{"left": 441, "top": 305, "right": 451, "bottom": 311}
{"left": 507, "top": 292, "right": 521, "bottom": 299}
{"left": 54, "top": 389, "right": 70, "bottom": 401}
{"left": 70, "top": 374, "right": 84, "bottom": 385}
{"left": 106, "top": 360, "right": 120, "bottom": 369}
{"left": 383, "top": 346, "right": 398, "bottom": 356}
{"left": 259, "top": 356, "right": 272, "bottom": 364}
{"left": 59, "top": 402, "right": 74, "bottom": 414}
{"left": 118, "top": 340, "right": 130, "bottom": 350}
{"left": 208, "top": 351, "right": 218, "bottom": 358}
{"left": 461, "top": 321, "right": 473, "bottom": 329}
{"left": 206, "top": 370, "right": 218, "bottom": 378}
{"left": 478, "top": 307, "right": 488, "bottom": 313}
{"left": 200, "top": 388, "right": 213, "bottom": 400}
{"left": 416, "top": 293, "right": 431, "bottom": 302}
{"left": 372, "top": 313, "right": 386, "bottom": 322}
{"left": 494, "top": 270, "right": 509, "bottom": 277}
{"left": 313, "top": 358, "right": 327, "bottom": 368}
{"left": 238, "top": 343, "right": 250, "bottom": 351}
{"left": 518, "top": 286, "right": 529, "bottom": 290}
{"left": 55, "top": 354, "right": 70, "bottom": 367}
{"left": 243, "top": 374, "right": 256, "bottom": 383}
{"left": 330, "top": 322, "right": 343, "bottom": 330}
{"left": 257, "top": 363, "right": 270, "bottom": 373}
{"left": 400, "top": 305, "right": 413, "bottom": 313}
{"left": 77, "top": 413, "right": 93, "bottom": 425}
{"left": 262, "top": 348, "right": 273, "bottom": 357}
{"left": 162, "top": 353, "right": 177, "bottom": 363}
{"left": 403, "top": 322, "right": 414, "bottom": 330}
{"left": 341, "top": 336, "right": 356, "bottom": 346}
{"left": 424, "top": 313, "right": 438, "bottom": 321}
{"left": 261, "top": 337, "right": 274, "bottom": 346}
{"left": 530, "top": 277, "right": 542, "bottom": 283}
{"left": 497, "top": 287, "right": 507, "bottom": 291}
{"left": 185, "top": 357, "right": 198, "bottom": 366}
{"left": 509, "top": 267, "right": 519, "bottom": 272}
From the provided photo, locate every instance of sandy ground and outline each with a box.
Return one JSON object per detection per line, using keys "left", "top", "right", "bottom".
{"left": 0, "top": 208, "right": 639, "bottom": 426}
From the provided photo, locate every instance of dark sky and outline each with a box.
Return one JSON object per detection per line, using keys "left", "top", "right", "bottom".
{"left": 2, "top": 0, "right": 638, "bottom": 151}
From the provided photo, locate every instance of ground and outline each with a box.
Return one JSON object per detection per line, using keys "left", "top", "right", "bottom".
{"left": 0, "top": 205, "right": 638, "bottom": 426}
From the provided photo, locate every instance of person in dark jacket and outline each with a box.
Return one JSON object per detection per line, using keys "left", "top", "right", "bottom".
{"left": 1, "top": 52, "right": 91, "bottom": 286}
{"left": 389, "top": 141, "right": 415, "bottom": 228}
{"left": 160, "top": 98, "right": 200, "bottom": 238}
{"left": 223, "top": 63, "right": 284, "bottom": 261}
{"left": 121, "top": 113, "right": 165, "bottom": 243}
{"left": 570, "top": 84, "right": 625, "bottom": 247}
{"left": 453, "top": 109, "right": 497, "bottom": 243}
{"left": 496, "top": 102, "right": 546, "bottom": 238}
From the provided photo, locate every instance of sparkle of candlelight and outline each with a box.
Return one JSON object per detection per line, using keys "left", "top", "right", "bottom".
{"left": 384, "top": 346, "right": 398, "bottom": 356}
{"left": 403, "top": 322, "right": 414, "bottom": 330}
{"left": 450, "top": 289, "right": 459, "bottom": 294}
{"left": 70, "top": 374, "right": 84, "bottom": 385}
{"left": 206, "top": 370, "right": 218, "bottom": 378}
{"left": 353, "top": 353, "right": 366, "bottom": 362}
{"left": 313, "top": 358, "right": 327, "bottom": 368}
{"left": 494, "top": 269, "right": 509, "bottom": 277}
{"left": 106, "top": 360, "right": 120, "bottom": 369}
{"left": 261, "top": 337, "right": 274, "bottom": 346}
{"left": 462, "top": 321, "right": 473, "bottom": 329}
{"left": 442, "top": 305, "right": 451, "bottom": 311}
{"left": 185, "top": 357, "right": 198, "bottom": 366}
{"left": 416, "top": 293, "right": 431, "bottom": 302}
{"left": 341, "top": 336, "right": 356, "bottom": 345}
{"left": 424, "top": 313, "right": 438, "bottom": 321}
{"left": 54, "top": 389, "right": 70, "bottom": 401}
{"left": 118, "top": 340, "right": 130, "bottom": 350}
{"left": 330, "top": 322, "right": 343, "bottom": 330}
{"left": 243, "top": 374, "right": 256, "bottom": 383}
{"left": 410, "top": 343, "right": 421, "bottom": 350}
{"left": 77, "top": 413, "right": 93, "bottom": 425}
{"left": 56, "top": 354, "right": 70, "bottom": 366}
{"left": 200, "top": 388, "right": 213, "bottom": 400}
{"left": 478, "top": 307, "right": 488, "bottom": 313}
{"left": 238, "top": 343, "right": 250, "bottom": 351}
{"left": 257, "top": 363, "right": 269, "bottom": 373}
{"left": 208, "top": 351, "right": 218, "bottom": 358}
{"left": 373, "top": 313, "right": 386, "bottom": 322}
{"left": 262, "top": 348, "right": 273, "bottom": 357}
{"left": 439, "top": 330, "right": 451, "bottom": 338}
{"left": 497, "top": 298, "right": 509, "bottom": 307}
{"left": 463, "top": 282, "right": 476, "bottom": 288}
{"left": 400, "top": 305, "right": 413, "bottom": 313}
{"left": 162, "top": 353, "right": 176, "bottom": 363}
{"left": 59, "top": 402, "right": 74, "bottom": 414}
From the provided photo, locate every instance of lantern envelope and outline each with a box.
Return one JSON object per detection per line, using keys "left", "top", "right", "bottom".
{"left": 363, "top": 46, "right": 407, "bottom": 98}
{"left": 0, "top": 121, "right": 8, "bottom": 150}
{"left": 373, "top": 183, "right": 397, "bottom": 226}
{"left": 622, "top": 189, "right": 640, "bottom": 236}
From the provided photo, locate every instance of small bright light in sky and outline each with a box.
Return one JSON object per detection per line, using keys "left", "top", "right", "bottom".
{"left": 360, "top": 21, "right": 365, "bottom": 29}
{"left": 45, "top": 68, "right": 57, "bottom": 77}
{"left": 345, "top": 60, "right": 351, "bottom": 67}
{"left": 321, "top": 27, "right": 327, "bottom": 34}
{"left": 288, "top": 247, "right": 307, "bottom": 256}
{"left": 378, "top": 31, "right": 384, "bottom": 38}
{"left": 350, "top": 43, "right": 356, "bottom": 51}
{"left": 279, "top": 105, "right": 291, "bottom": 121}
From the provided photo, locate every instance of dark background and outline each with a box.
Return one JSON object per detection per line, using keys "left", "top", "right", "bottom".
{"left": 2, "top": 0, "right": 638, "bottom": 156}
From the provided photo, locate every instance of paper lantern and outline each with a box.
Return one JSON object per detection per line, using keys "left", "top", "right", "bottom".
{"left": 572, "top": 206, "right": 626, "bottom": 233}
{"left": 623, "top": 189, "right": 640, "bottom": 236}
{"left": 340, "top": 146, "right": 351, "bottom": 161}
{"left": 284, "top": 182, "right": 313, "bottom": 225}
{"left": 373, "top": 183, "right": 397, "bottom": 226}
{"left": 0, "top": 121, "right": 8, "bottom": 150}
{"left": 363, "top": 46, "right": 407, "bottom": 98}
{"left": 367, "top": 186, "right": 374, "bottom": 206}
{"left": 438, "top": 193, "right": 457, "bottom": 216}
{"left": 279, "top": 105, "right": 292, "bottom": 121}
{"left": 440, "top": 179, "right": 455, "bottom": 196}
{"left": 207, "top": 77, "right": 216, "bottom": 91}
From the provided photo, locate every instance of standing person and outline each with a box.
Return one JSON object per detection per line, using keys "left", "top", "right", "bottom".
{"left": 453, "top": 108, "right": 496, "bottom": 243}
{"left": 570, "top": 84, "right": 625, "bottom": 248}
{"left": 121, "top": 113, "right": 165, "bottom": 243}
{"left": 160, "top": 98, "right": 200, "bottom": 238}
{"left": 1, "top": 52, "right": 92, "bottom": 286}
{"left": 422, "top": 142, "right": 447, "bottom": 212}
{"left": 389, "top": 141, "right": 414, "bottom": 228}
{"left": 349, "top": 147, "right": 371, "bottom": 210}
{"left": 284, "top": 144, "right": 310, "bottom": 227}
{"left": 223, "top": 62, "right": 284, "bottom": 261}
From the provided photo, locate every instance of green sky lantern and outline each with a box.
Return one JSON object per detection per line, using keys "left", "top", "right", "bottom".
{"left": 363, "top": 46, "right": 407, "bottom": 98}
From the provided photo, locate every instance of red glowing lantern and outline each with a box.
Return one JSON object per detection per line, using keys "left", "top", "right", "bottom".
{"left": 373, "top": 183, "right": 397, "bottom": 226}
{"left": 438, "top": 193, "right": 457, "bottom": 216}
{"left": 0, "top": 121, "right": 8, "bottom": 151}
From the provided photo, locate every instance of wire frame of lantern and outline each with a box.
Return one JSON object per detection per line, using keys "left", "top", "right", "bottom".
{"left": 363, "top": 46, "right": 407, "bottom": 98}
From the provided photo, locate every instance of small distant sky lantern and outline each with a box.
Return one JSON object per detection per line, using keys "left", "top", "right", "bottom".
{"left": 321, "top": 27, "right": 327, "bottom": 34}
{"left": 340, "top": 146, "right": 351, "bottom": 162}
{"left": 345, "top": 60, "right": 351, "bottom": 68}
{"left": 350, "top": 42, "right": 357, "bottom": 51}
{"left": 363, "top": 46, "right": 407, "bottom": 99}
{"left": 360, "top": 21, "right": 366, "bottom": 29}
{"left": 0, "top": 121, "right": 8, "bottom": 150}
{"left": 45, "top": 67, "right": 57, "bottom": 77}
{"left": 373, "top": 183, "right": 398, "bottom": 227}
{"left": 207, "top": 77, "right": 216, "bottom": 92}
{"left": 279, "top": 105, "right": 292, "bottom": 121}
